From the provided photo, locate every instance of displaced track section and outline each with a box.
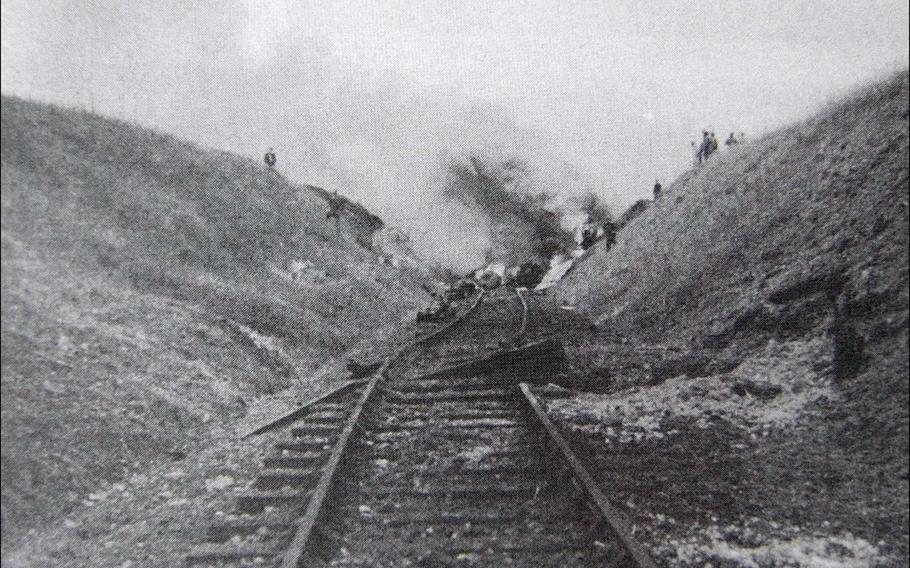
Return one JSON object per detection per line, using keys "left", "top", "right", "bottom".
{"left": 186, "top": 291, "right": 486, "bottom": 567}
{"left": 188, "top": 287, "right": 656, "bottom": 567}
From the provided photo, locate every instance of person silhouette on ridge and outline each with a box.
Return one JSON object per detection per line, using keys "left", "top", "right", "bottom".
{"left": 326, "top": 190, "right": 344, "bottom": 237}
{"left": 264, "top": 148, "right": 277, "bottom": 169}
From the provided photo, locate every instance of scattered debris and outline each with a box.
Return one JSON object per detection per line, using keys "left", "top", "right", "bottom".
{"left": 661, "top": 521, "right": 892, "bottom": 568}
{"left": 548, "top": 338, "right": 837, "bottom": 444}
{"left": 347, "top": 359, "right": 382, "bottom": 379}
{"left": 204, "top": 475, "right": 234, "bottom": 492}
{"left": 514, "top": 261, "right": 546, "bottom": 288}
{"left": 443, "top": 279, "right": 478, "bottom": 302}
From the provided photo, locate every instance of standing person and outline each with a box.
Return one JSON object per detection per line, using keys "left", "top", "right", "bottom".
{"left": 602, "top": 220, "right": 618, "bottom": 250}
{"left": 653, "top": 180, "right": 663, "bottom": 200}
{"left": 264, "top": 147, "right": 277, "bottom": 169}
{"left": 709, "top": 132, "right": 719, "bottom": 157}
{"left": 725, "top": 132, "right": 738, "bottom": 147}
{"left": 326, "top": 190, "right": 344, "bottom": 237}
{"left": 698, "top": 131, "right": 711, "bottom": 164}
{"left": 580, "top": 224, "right": 596, "bottom": 250}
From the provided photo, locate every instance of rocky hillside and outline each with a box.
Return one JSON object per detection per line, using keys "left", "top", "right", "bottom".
{"left": 0, "top": 96, "right": 436, "bottom": 560}
{"left": 550, "top": 71, "right": 909, "bottom": 565}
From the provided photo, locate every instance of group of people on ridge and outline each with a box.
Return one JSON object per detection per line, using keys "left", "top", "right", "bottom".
{"left": 696, "top": 131, "right": 719, "bottom": 163}
{"left": 695, "top": 131, "right": 744, "bottom": 164}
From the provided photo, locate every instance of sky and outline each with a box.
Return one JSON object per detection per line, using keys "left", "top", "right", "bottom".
{"left": 2, "top": 0, "right": 909, "bottom": 268}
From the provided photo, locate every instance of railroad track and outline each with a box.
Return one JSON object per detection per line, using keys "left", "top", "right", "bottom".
{"left": 187, "top": 288, "right": 656, "bottom": 567}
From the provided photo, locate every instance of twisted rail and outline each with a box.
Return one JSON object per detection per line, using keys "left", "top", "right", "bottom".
{"left": 278, "top": 290, "right": 486, "bottom": 568}
{"left": 514, "top": 287, "right": 529, "bottom": 344}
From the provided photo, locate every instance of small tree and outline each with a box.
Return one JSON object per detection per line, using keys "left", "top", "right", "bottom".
{"left": 579, "top": 191, "right": 614, "bottom": 226}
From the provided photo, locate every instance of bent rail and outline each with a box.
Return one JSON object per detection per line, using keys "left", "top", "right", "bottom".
{"left": 519, "top": 383, "right": 659, "bottom": 568}
{"left": 279, "top": 290, "right": 486, "bottom": 567}
{"left": 245, "top": 379, "right": 368, "bottom": 438}
{"left": 514, "top": 287, "right": 529, "bottom": 344}
{"left": 279, "top": 367, "right": 381, "bottom": 568}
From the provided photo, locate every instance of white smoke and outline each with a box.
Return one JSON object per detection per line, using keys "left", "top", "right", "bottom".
{"left": 1, "top": 2, "right": 615, "bottom": 272}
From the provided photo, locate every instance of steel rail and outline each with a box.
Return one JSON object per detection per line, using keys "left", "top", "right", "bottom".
{"left": 247, "top": 286, "right": 488, "bottom": 439}
{"left": 245, "top": 379, "right": 368, "bottom": 438}
{"left": 514, "top": 287, "right": 529, "bottom": 344}
{"left": 278, "top": 289, "right": 486, "bottom": 568}
{"left": 519, "top": 382, "right": 659, "bottom": 568}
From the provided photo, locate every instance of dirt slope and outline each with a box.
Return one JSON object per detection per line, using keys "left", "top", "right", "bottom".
{"left": 549, "top": 71, "right": 909, "bottom": 565}
{"left": 1, "top": 96, "right": 435, "bottom": 564}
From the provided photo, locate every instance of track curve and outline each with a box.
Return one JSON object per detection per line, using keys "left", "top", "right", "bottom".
{"left": 187, "top": 287, "right": 655, "bottom": 567}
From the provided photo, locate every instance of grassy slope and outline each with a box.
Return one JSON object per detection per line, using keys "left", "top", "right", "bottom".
{"left": 1, "top": 96, "right": 433, "bottom": 562}
{"left": 552, "top": 72, "right": 909, "bottom": 563}
{"left": 561, "top": 73, "right": 908, "bottom": 347}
